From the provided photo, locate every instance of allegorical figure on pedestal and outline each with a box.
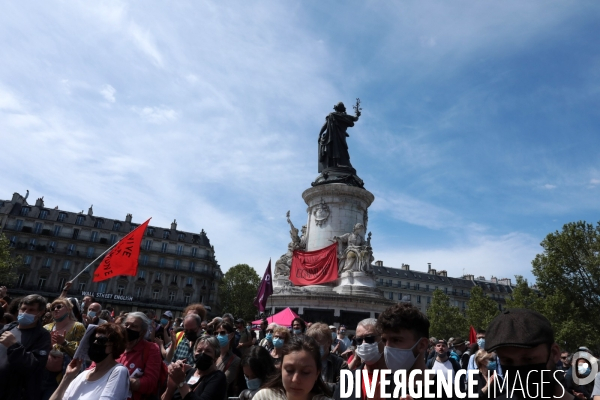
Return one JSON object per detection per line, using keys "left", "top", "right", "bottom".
{"left": 332, "top": 223, "right": 374, "bottom": 275}
{"left": 318, "top": 99, "right": 361, "bottom": 172}
{"left": 274, "top": 211, "right": 306, "bottom": 278}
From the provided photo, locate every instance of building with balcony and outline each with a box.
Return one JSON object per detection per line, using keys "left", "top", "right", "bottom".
{"left": 374, "top": 261, "right": 515, "bottom": 314}
{"left": 0, "top": 191, "right": 223, "bottom": 317}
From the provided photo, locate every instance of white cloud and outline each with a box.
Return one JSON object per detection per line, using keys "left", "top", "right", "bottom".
{"left": 590, "top": 179, "right": 600, "bottom": 185}
{"left": 543, "top": 184, "right": 556, "bottom": 190}
{"left": 100, "top": 84, "right": 116, "bottom": 103}
{"left": 128, "top": 22, "right": 163, "bottom": 67}
{"left": 135, "top": 106, "right": 178, "bottom": 124}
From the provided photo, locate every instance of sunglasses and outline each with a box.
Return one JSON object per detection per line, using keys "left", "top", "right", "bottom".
{"left": 51, "top": 305, "right": 64, "bottom": 311}
{"left": 561, "top": 356, "right": 568, "bottom": 360}
{"left": 355, "top": 335, "right": 378, "bottom": 345}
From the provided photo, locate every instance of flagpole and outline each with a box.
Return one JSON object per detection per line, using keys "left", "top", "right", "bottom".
{"left": 65, "top": 241, "right": 120, "bottom": 287}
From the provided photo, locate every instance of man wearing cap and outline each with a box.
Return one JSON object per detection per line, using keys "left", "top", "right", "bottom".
{"left": 484, "top": 308, "right": 574, "bottom": 400}
{"left": 426, "top": 339, "right": 462, "bottom": 381}
{"left": 156, "top": 310, "right": 173, "bottom": 341}
{"left": 330, "top": 325, "right": 346, "bottom": 355}
{"left": 450, "top": 337, "right": 468, "bottom": 368}
{"left": 235, "top": 318, "right": 254, "bottom": 358}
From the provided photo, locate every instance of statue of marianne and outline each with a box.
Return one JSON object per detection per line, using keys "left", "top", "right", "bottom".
{"left": 318, "top": 100, "right": 361, "bottom": 173}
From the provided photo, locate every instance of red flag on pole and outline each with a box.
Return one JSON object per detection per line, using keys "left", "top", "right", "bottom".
{"left": 93, "top": 218, "right": 151, "bottom": 282}
{"left": 469, "top": 325, "right": 477, "bottom": 344}
{"left": 290, "top": 242, "right": 338, "bottom": 286}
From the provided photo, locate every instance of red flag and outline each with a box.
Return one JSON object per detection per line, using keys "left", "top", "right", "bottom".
{"left": 253, "top": 260, "right": 273, "bottom": 312}
{"left": 469, "top": 325, "right": 477, "bottom": 344}
{"left": 93, "top": 218, "right": 151, "bottom": 282}
{"left": 290, "top": 242, "right": 338, "bottom": 286}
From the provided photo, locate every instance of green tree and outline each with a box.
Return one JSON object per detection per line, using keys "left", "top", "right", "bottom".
{"left": 427, "top": 289, "right": 468, "bottom": 340}
{"left": 218, "top": 263, "right": 261, "bottom": 322}
{"left": 466, "top": 286, "right": 500, "bottom": 331}
{"left": 0, "top": 234, "right": 19, "bottom": 286}
{"left": 531, "top": 221, "right": 600, "bottom": 350}
{"left": 505, "top": 275, "right": 542, "bottom": 310}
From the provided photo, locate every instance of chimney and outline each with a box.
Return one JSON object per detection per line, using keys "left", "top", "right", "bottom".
{"left": 477, "top": 276, "right": 485, "bottom": 281}
{"left": 430, "top": 269, "right": 437, "bottom": 275}
{"left": 427, "top": 263, "right": 432, "bottom": 272}
{"left": 171, "top": 219, "right": 177, "bottom": 230}
{"left": 11, "top": 192, "right": 24, "bottom": 204}
{"left": 35, "top": 197, "right": 44, "bottom": 207}
{"left": 375, "top": 260, "right": 383, "bottom": 267}
{"left": 401, "top": 263, "right": 410, "bottom": 271}
{"left": 463, "top": 274, "right": 474, "bottom": 281}
{"left": 498, "top": 278, "right": 512, "bottom": 286}
{"left": 490, "top": 276, "right": 498, "bottom": 284}
{"left": 438, "top": 270, "right": 447, "bottom": 277}
{"left": 88, "top": 205, "right": 93, "bottom": 216}
{"left": 125, "top": 213, "right": 132, "bottom": 223}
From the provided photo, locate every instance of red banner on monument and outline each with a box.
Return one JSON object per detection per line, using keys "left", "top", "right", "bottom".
{"left": 290, "top": 242, "right": 338, "bottom": 286}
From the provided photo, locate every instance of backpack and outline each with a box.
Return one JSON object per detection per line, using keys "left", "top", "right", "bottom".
{"left": 141, "top": 341, "right": 169, "bottom": 400}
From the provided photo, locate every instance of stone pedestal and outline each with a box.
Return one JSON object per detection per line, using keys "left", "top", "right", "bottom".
{"left": 302, "top": 184, "right": 374, "bottom": 252}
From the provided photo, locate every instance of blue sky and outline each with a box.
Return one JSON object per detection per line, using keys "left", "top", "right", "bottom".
{"left": 2, "top": 1, "right": 600, "bottom": 284}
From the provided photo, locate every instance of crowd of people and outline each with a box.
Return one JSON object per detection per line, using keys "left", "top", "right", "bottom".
{"left": 1, "top": 284, "right": 599, "bottom": 400}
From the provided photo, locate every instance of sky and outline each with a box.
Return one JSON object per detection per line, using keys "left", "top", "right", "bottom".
{"left": 1, "top": 1, "right": 600, "bottom": 284}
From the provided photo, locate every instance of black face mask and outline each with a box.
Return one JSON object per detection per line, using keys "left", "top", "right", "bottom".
{"left": 126, "top": 328, "right": 140, "bottom": 342}
{"left": 501, "top": 362, "right": 557, "bottom": 400}
{"left": 185, "top": 330, "right": 198, "bottom": 343}
{"left": 195, "top": 352, "right": 213, "bottom": 371}
{"left": 88, "top": 341, "right": 110, "bottom": 363}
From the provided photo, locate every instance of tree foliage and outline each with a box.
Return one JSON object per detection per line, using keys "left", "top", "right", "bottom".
{"left": 531, "top": 221, "right": 600, "bottom": 351}
{"left": 466, "top": 286, "right": 500, "bottom": 331}
{"left": 0, "top": 234, "right": 19, "bottom": 286}
{"left": 218, "top": 263, "right": 261, "bottom": 322}
{"left": 505, "top": 275, "right": 542, "bottom": 310}
{"left": 427, "top": 289, "right": 468, "bottom": 340}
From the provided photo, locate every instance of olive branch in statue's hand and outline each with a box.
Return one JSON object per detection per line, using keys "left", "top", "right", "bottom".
{"left": 353, "top": 98, "right": 362, "bottom": 117}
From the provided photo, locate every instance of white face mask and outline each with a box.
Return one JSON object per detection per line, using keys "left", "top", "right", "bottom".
{"left": 384, "top": 338, "right": 422, "bottom": 372}
{"left": 356, "top": 341, "right": 382, "bottom": 365}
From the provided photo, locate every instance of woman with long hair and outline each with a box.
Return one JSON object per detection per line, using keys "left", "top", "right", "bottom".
{"left": 472, "top": 349, "right": 501, "bottom": 398}
{"left": 214, "top": 321, "right": 241, "bottom": 396}
{"left": 254, "top": 336, "right": 332, "bottom": 400}
{"left": 239, "top": 346, "right": 276, "bottom": 400}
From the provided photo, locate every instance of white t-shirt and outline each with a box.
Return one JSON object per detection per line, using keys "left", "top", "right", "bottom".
{"left": 63, "top": 364, "right": 130, "bottom": 400}
{"left": 432, "top": 358, "right": 455, "bottom": 381}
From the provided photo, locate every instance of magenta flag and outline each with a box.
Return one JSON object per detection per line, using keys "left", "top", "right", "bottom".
{"left": 253, "top": 260, "right": 273, "bottom": 312}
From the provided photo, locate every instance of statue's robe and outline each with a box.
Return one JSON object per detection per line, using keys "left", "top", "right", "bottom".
{"left": 318, "top": 112, "right": 358, "bottom": 172}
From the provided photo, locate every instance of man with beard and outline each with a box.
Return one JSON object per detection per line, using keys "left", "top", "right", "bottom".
{"left": 485, "top": 309, "right": 574, "bottom": 400}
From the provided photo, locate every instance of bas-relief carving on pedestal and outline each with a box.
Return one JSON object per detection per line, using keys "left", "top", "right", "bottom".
{"left": 332, "top": 223, "right": 374, "bottom": 276}
{"left": 313, "top": 198, "right": 330, "bottom": 227}
{"left": 274, "top": 211, "right": 306, "bottom": 280}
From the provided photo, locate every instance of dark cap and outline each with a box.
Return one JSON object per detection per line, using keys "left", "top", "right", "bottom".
{"left": 436, "top": 339, "right": 448, "bottom": 346}
{"left": 235, "top": 318, "right": 244, "bottom": 324}
{"left": 452, "top": 337, "right": 466, "bottom": 346}
{"left": 485, "top": 309, "right": 554, "bottom": 352}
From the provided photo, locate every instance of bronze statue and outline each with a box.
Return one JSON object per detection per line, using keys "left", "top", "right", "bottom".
{"left": 318, "top": 99, "right": 361, "bottom": 173}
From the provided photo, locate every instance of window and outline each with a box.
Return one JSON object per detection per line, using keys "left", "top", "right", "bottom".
{"left": 29, "top": 238, "right": 37, "bottom": 248}
{"left": 44, "top": 258, "right": 53, "bottom": 268}
{"left": 379, "top": 278, "right": 383, "bottom": 285}
{"left": 171, "top": 275, "right": 178, "bottom": 283}
{"left": 112, "top": 222, "right": 121, "bottom": 231}
{"left": 397, "top": 280, "right": 401, "bottom": 287}
{"left": 117, "top": 285, "right": 125, "bottom": 295}
{"left": 110, "top": 234, "right": 117, "bottom": 245}
{"left": 153, "top": 289, "right": 160, "bottom": 300}
{"left": 163, "top": 231, "right": 170, "bottom": 239}
{"left": 176, "top": 245, "right": 183, "bottom": 255}
{"left": 38, "top": 277, "right": 47, "bottom": 290}
{"left": 97, "top": 282, "right": 107, "bottom": 293}
{"left": 387, "top": 279, "right": 392, "bottom": 286}
{"left": 184, "top": 294, "right": 191, "bottom": 304}
{"left": 9, "top": 236, "right": 16, "bottom": 248}
{"left": 161, "top": 243, "right": 168, "bottom": 253}
{"left": 135, "top": 286, "right": 143, "bottom": 297}
{"left": 426, "top": 285, "right": 429, "bottom": 291}
{"left": 186, "top": 277, "right": 193, "bottom": 285}
{"left": 141, "top": 255, "right": 148, "bottom": 265}
{"left": 461, "top": 289, "right": 464, "bottom": 295}
{"left": 48, "top": 241, "right": 56, "bottom": 252}
{"left": 444, "top": 287, "right": 448, "bottom": 294}
{"left": 144, "top": 240, "right": 152, "bottom": 250}
{"left": 169, "top": 291, "right": 175, "bottom": 301}
{"left": 39, "top": 210, "right": 48, "bottom": 219}
{"left": 79, "top": 282, "right": 86, "bottom": 291}
{"left": 24, "top": 255, "right": 32, "bottom": 265}
{"left": 427, "top": 296, "right": 431, "bottom": 304}
{"left": 174, "top": 260, "right": 181, "bottom": 270}
{"left": 415, "top": 283, "right": 420, "bottom": 290}
{"left": 75, "top": 215, "right": 84, "bottom": 225}
{"left": 158, "top": 257, "right": 165, "bottom": 267}
{"left": 191, "top": 248, "right": 197, "bottom": 257}
{"left": 58, "top": 213, "right": 67, "bottom": 222}
{"left": 62, "top": 260, "right": 71, "bottom": 270}
{"left": 178, "top": 233, "right": 185, "bottom": 241}
{"left": 189, "top": 261, "right": 196, "bottom": 271}
{"left": 34, "top": 222, "right": 43, "bottom": 234}
{"left": 18, "top": 273, "right": 27, "bottom": 287}
{"left": 388, "top": 292, "right": 393, "bottom": 300}
{"left": 67, "top": 244, "right": 76, "bottom": 255}
{"left": 94, "top": 219, "right": 104, "bottom": 228}
{"left": 16, "top": 220, "right": 23, "bottom": 231}
{"left": 147, "top": 227, "right": 155, "bottom": 236}
{"left": 58, "top": 277, "right": 67, "bottom": 292}
{"left": 91, "top": 232, "right": 98, "bottom": 242}
{"left": 53, "top": 226, "right": 61, "bottom": 236}
{"left": 406, "top": 282, "right": 411, "bottom": 289}
{"left": 398, "top": 292, "right": 403, "bottom": 300}
{"left": 139, "top": 270, "right": 146, "bottom": 279}
{"left": 417, "top": 295, "right": 421, "bottom": 303}
{"left": 155, "top": 272, "right": 162, "bottom": 281}
{"left": 20, "top": 207, "right": 30, "bottom": 216}
{"left": 130, "top": 224, "right": 138, "bottom": 232}
{"left": 86, "top": 247, "right": 94, "bottom": 258}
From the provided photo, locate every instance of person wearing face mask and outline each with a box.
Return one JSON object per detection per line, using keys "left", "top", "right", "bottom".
{"left": 239, "top": 346, "right": 276, "bottom": 400}
{"left": 49, "top": 323, "right": 130, "bottom": 400}
{"left": 468, "top": 329, "right": 487, "bottom": 371}
{"left": 484, "top": 308, "right": 574, "bottom": 400}
{"left": 270, "top": 326, "right": 291, "bottom": 368}
{"left": 167, "top": 314, "right": 203, "bottom": 365}
{"left": 329, "top": 325, "right": 346, "bottom": 355}
{"left": 156, "top": 311, "right": 173, "bottom": 342}
{"left": 306, "top": 322, "right": 348, "bottom": 393}
{"left": 0, "top": 294, "right": 52, "bottom": 400}
{"left": 472, "top": 349, "right": 502, "bottom": 399}
{"left": 375, "top": 303, "right": 431, "bottom": 395}
{"left": 117, "top": 312, "right": 163, "bottom": 400}
{"left": 332, "top": 318, "right": 389, "bottom": 400}
{"left": 337, "top": 325, "right": 351, "bottom": 350}
{"left": 564, "top": 347, "right": 596, "bottom": 400}
{"left": 84, "top": 303, "right": 107, "bottom": 327}
{"left": 162, "top": 335, "right": 227, "bottom": 400}
{"left": 214, "top": 321, "right": 241, "bottom": 396}
{"left": 291, "top": 317, "right": 306, "bottom": 338}
{"left": 259, "top": 323, "right": 278, "bottom": 352}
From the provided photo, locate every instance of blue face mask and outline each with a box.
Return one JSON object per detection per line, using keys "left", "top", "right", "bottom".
{"left": 477, "top": 338, "right": 485, "bottom": 348}
{"left": 331, "top": 332, "right": 337, "bottom": 340}
{"left": 272, "top": 338, "right": 284, "bottom": 349}
{"left": 245, "top": 376, "right": 262, "bottom": 391}
{"left": 18, "top": 312, "right": 37, "bottom": 326}
{"left": 293, "top": 329, "right": 302, "bottom": 335}
{"left": 217, "top": 334, "right": 230, "bottom": 348}
{"left": 265, "top": 333, "right": 273, "bottom": 342}
{"left": 88, "top": 311, "right": 97, "bottom": 319}
{"left": 160, "top": 318, "right": 169, "bottom": 326}
{"left": 488, "top": 361, "right": 497, "bottom": 371}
